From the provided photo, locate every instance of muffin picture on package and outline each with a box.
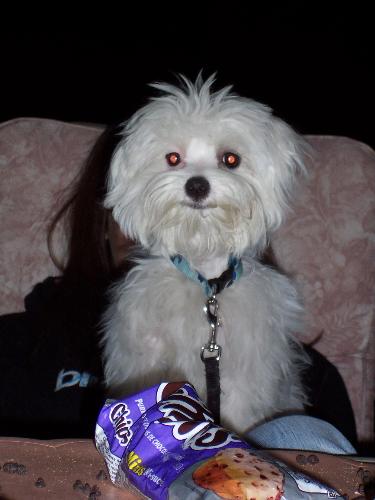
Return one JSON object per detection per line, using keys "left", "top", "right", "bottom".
{"left": 192, "top": 448, "right": 285, "bottom": 500}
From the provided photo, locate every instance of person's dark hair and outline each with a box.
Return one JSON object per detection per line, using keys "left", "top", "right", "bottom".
{"left": 47, "top": 123, "right": 123, "bottom": 288}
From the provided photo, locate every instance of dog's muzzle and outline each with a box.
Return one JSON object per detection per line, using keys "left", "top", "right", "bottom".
{"left": 185, "top": 176, "right": 210, "bottom": 202}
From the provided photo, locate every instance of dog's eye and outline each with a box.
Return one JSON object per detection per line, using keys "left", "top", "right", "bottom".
{"left": 222, "top": 152, "right": 241, "bottom": 169}
{"left": 166, "top": 152, "right": 181, "bottom": 167}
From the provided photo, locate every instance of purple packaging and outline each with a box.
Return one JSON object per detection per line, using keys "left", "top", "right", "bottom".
{"left": 95, "top": 382, "right": 344, "bottom": 499}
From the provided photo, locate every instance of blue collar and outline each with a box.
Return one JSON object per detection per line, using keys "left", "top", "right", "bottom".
{"left": 170, "top": 254, "right": 243, "bottom": 297}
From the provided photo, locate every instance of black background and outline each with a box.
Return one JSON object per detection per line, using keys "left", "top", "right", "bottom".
{"left": 2, "top": 6, "right": 374, "bottom": 148}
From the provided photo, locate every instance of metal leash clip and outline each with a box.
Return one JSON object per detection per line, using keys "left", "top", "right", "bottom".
{"left": 201, "top": 294, "right": 222, "bottom": 361}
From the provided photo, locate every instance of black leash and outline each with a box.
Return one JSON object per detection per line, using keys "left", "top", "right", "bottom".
{"left": 200, "top": 266, "right": 245, "bottom": 425}
{"left": 201, "top": 288, "right": 222, "bottom": 425}
{"left": 203, "top": 356, "right": 221, "bottom": 424}
{"left": 170, "top": 254, "right": 244, "bottom": 426}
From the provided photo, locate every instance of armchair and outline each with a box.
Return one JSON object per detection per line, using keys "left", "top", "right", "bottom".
{"left": 1, "top": 117, "right": 374, "bottom": 446}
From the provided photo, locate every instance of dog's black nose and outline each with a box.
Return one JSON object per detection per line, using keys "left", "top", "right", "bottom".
{"left": 185, "top": 176, "right": 210, "bottom": 201}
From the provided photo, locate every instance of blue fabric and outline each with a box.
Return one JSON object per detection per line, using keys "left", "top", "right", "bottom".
{"left": 170, "top": 254, "right": 243, "bottom": 297}
{"left": 246, "top": 415, "right": 356, "bottom": 455}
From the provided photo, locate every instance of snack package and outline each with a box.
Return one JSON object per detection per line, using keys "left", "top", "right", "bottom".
{"left": 95, "top": 382, "right": 344, "bottom": 499}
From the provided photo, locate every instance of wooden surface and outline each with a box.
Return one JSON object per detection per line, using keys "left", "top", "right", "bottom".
{"left": 0, "top": 438, "right": 140, "bottom": 499}
{"left": 0, "top": 437, "right": 374, "bottom": 499}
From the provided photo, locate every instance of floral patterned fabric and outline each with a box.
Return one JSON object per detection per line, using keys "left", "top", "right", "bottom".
{"left": 1, "top": 118, "right": 374, "bottom": 442}
{"left": 273, "top": 135, "right": 375, "bottom": 444}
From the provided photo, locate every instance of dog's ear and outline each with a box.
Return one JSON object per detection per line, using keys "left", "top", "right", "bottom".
{"left": 104, "top": 144, "right": 126, "bottom": 211}
{"left": 103, "top": 140, "right": 144, "bottom": 244}
{"left": 261, "top": 116, "right": 308, "bottom": 231}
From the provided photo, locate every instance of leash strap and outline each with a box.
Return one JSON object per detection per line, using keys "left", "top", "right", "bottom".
{"left": 201, "top": 292, "right": 222, "bottom": 424}
{"left": 204, "top": 357, "right": 221, "bottom": 424}
{"left": 170, "top": 254, "right": 244, "bottom": 425}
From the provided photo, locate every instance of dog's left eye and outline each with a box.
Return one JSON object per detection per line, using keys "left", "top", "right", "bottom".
{"left": 222, "top": 152, "right": 241, "bottom": 169}
{"left": 166, "top": 152, "right": 181, "bottom": 167}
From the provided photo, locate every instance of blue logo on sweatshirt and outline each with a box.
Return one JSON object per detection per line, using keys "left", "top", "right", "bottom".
{"left": 54, "top": 369, "right": 97, "bottom": 391}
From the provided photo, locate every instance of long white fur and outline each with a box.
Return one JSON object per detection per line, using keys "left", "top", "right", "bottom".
{"left": 102, "top": 74, "right": 309, "bottom": 434}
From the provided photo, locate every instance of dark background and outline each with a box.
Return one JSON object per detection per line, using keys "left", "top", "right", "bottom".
{"left": 2, "top": 6, "right": 374, "bottom": 149}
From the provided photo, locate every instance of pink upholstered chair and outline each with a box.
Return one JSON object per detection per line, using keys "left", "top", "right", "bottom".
{"left": 272, "top": 136, "right": 375, "bottom": 446}
{"left": 1, "top": 117, "right": 374, "bottom": 445}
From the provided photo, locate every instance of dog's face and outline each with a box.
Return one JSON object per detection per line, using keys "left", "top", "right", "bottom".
{"left": 105, "top": 76, "right": 306, "bottom": 261}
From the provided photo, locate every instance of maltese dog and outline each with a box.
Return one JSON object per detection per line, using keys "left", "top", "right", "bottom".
{"left": 102, "top": 74, "right": 308, "bottom": 434}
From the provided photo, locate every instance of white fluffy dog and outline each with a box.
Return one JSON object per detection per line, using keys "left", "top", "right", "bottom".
{"left": 102, "top": 75, "right": 309, "bottom": 434}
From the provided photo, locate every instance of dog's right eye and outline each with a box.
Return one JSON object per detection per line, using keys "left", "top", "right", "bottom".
{"left": 166, "top": 152, "right": 181, "bottom": 167}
